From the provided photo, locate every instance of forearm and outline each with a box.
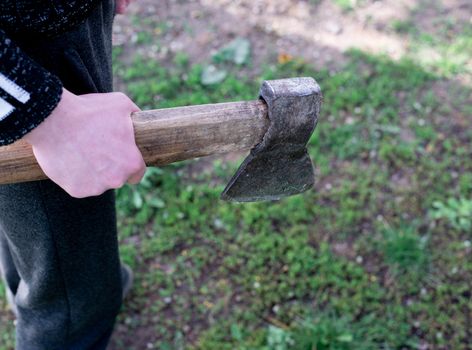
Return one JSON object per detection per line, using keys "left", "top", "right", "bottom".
{"left": 0, "top": 0, "right": 145, "bottom": 197}
{"left": 0, "top": 29, "right": 63, "bottom": 145}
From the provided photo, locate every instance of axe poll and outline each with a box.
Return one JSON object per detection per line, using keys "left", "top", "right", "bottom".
{"left": 0, "top": 78, "right": 322, "bottom": 202}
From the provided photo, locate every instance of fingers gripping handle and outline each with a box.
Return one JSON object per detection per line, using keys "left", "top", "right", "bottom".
{"left": 0, "top": 100, "right": 269, "bottom": 185}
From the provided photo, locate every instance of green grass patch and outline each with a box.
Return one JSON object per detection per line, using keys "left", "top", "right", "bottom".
{"left": 108, "top": 47, "right": 471, "bottom": 349}
{"left": 1, "top": 39, "right": 470, "bottom": 349}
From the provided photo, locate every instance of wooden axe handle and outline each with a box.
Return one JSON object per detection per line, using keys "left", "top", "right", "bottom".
{"left": 0, "top": 100, "right": 269, "bottom": 185}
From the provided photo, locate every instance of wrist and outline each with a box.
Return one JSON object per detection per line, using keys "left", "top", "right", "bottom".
{"left": 24, "top": 88, "right": 73, "bottom": 145}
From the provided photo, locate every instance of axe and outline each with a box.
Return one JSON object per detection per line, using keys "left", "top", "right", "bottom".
{"left": 0, "top": 78, "right": 321, "bottom": 202}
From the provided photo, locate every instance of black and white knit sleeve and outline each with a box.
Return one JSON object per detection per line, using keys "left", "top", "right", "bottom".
{"left": 0, "top": 29, "right": 63, "bottom": 146}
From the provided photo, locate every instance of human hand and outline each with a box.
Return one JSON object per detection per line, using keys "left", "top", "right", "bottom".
{"left": 115, "top": 0, "right": 134, "bottom": 14}
{"left": 23, "top": 89, "right": 146, "bottom": 198}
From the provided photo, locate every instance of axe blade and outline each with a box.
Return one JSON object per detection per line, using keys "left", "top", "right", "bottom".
{"left": 221, "top": 77, "right": 322, "bottom": 202}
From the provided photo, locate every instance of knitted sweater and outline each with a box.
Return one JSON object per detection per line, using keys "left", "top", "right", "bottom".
{"left": 0, "top": 1, "right": 101, "bottom": 145}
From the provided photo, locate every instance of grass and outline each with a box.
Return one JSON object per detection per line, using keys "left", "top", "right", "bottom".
{"left": 430, "top": 198, "right": 472, "bottom": 233}
{"left": 393, "top": 0, "right": 472, "bottom": 78}
{"left": 332, "top": 0, "right": 362, "bottom": 12}
{"left": 382, "top": 225, "right": 430, "bottom": 280}
{"left": 110, "top": 44, "right": 472, "bottom": 349}
{"left": 1, "top": 17, "right": 471, "bottom": 350}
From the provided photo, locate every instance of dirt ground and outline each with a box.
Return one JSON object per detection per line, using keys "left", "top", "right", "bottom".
{"left": 113, "top": 0, "right": 470, "bottom": 75}
{"left": 107, "top": 0, "right": 471, "bottom": 348}
{"left": 0, "top": 2, "right": 470, "bottom": 350}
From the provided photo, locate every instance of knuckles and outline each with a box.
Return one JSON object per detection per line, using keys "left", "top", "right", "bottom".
{"left": 106, "top": 175, "right": 127, "bottom": 190}
{"left": 112, "top": 92, "right": 135, "bottom": 110}
{"left": 38, "top": 91, "right": 143, "bottom": 199}
{"left": 65, "top": 182, "right": 109, "bottom": 199}
{"left": 66, "top": 187, "right": 94, "bottom": 199}
{"left": 68, "top": 152, "right": 145, "bottom": 198}
{"left": 127, "top": 156, "right": 146, "bottom": 175}
{"left": 113, "top": 91, "right": 129, "bottom": 101}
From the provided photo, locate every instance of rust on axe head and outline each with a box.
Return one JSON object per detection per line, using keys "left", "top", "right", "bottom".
{"left": 221, "top": 77, "right": 322, "bottom": 202}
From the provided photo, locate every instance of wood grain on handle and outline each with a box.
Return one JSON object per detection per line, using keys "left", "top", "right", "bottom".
{"left": 0, "top": 100, "right": 269, "bottom": 185}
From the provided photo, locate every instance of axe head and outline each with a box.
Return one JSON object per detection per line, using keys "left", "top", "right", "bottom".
{"left": 221, "top": 77, "right": 322, "bottom": 202}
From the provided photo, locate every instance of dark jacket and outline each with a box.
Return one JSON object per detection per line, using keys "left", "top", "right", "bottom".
{"left": 0, "top": 0, "right": 101, "bottom": 145}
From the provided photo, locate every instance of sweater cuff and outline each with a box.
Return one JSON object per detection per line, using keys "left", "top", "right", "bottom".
{"left": 0, "top": 31, "right": 63, "bottom": 146}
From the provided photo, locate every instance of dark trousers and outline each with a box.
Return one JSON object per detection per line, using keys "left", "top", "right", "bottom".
{"left": 0, "top": 1, "right": 122, "bottom": 349}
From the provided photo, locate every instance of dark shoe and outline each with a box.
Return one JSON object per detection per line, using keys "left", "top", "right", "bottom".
{"left": 121, "top": 264, "right": 134, "bottom": 300}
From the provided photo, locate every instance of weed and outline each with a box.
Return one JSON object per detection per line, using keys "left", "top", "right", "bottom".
{"left": 282, "top": 314, "right": 364, "bottom": 350}
{"left": 391, "top": 19, "right": 417, "bottom": 35}
{"left": 333, "top": 0, "right": 362, "bottom": 12}
{"left": 430, "top": 197, "right": 472, "bottom": 232}
{"left": 382, "top": 225, "right": 430, "bottom": 277}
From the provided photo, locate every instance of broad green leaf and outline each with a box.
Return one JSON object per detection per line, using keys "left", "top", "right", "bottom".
{"left": 215, "top": 37, "right": 251, "bottom": 65}
{"left": 201, "top": 65, "right": 227, "bottom": 85}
